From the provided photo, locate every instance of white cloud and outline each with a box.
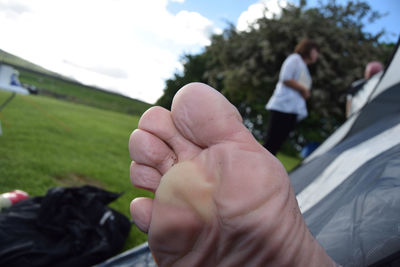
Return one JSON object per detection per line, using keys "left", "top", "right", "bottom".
{"left": 0, "top": 0, "right": 220, "bottom": 103}
{"left": 0, "top": 0, "right": 30, "bottom": 16}
{"left": 237, "top": 0, "right": 287, "bottom": 32}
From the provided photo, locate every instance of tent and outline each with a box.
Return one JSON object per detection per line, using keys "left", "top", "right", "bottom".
{"left": 0, "top": 63, "right": 29, "bottom": 95}
{"left": 0, "top": 63, "right": 30, "bottom": 135}
{"left": 98, "top": 37, "right": 400, "bottom": 267}
{"left": 291, "top": 36, "right": 400, "bottom": 266}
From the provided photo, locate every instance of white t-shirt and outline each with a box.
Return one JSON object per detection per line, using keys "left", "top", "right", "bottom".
{"left": 266, "top": 53, "right": 311, "bottom": 121}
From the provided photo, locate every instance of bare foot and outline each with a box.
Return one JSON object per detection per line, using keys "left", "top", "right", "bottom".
{"left": 129, "top": 83, "right": 336, "bottom": 266}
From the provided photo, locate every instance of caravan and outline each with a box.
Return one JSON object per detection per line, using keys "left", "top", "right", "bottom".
{"left": 0, "top": 63, "right": 29, "bottom": 95}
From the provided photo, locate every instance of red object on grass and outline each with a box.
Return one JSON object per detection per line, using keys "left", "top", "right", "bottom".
{"left": 0, "top": 190, "right": 29, "bottom": 210}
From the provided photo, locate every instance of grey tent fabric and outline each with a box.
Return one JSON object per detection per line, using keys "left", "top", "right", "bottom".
{"left": 291, "top": 110, "right": 400, "bottom": 266}
{"left": 303, "top": 38, "right": 400, "bottom": 163}
{"left": 291, "top": 96, "right": 400, "bottom": 194}
{"left": 345, "top": 82, "right": 400, "bottom": 138}
{"left": 95, "top": 243, "right": 156, "bottom": 267}
{"left": 303, "top": 144, "right": 400, "bottom": 266}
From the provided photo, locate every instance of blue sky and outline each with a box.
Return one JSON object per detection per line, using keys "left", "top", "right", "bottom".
{"left": 168, "top": 0, "right": 399, "bottom": 42}
{"left": 168, "top": 0, "right": 257, "bottom": 29}
{"left": 0, "top": 0, "right": 398, "bottom": 104}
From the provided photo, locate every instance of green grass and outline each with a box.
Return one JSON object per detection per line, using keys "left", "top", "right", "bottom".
{"left": 18, "top": 69, "right": 151, "bottom": 116}
{"left": 0, "top": 90, "right": 151, "bottom": 251}
{"left": 276, "top": 152, "right": 301, "bottom": 172}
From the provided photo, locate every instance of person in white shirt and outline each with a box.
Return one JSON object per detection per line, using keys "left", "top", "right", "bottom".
{"left": 264, "top": 39, "right": 319, "bottom": 155}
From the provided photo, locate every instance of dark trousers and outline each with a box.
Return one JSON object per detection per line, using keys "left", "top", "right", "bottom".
{"left": 263, "top": 110, "right": 297, "bottom": 155}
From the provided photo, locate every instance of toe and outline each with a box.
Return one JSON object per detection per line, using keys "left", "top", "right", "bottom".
{"left": 171, "top": 83, "right": 252, "bottom": 148}
{"left": 129, "top": 129, "right": 177, "bottom": 175}
{"left": 139, "top": 106, "right": 202, "bottom": 161}
{"left": 130, "top": 197, "right": 153, "bottom": 233}
{"left": 130, "top": 162, "right": 161, "bottom": 192}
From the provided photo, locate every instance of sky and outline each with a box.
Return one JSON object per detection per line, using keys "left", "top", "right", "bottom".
{"left": 0, "top": 0, "right": 398, "bottom": 104}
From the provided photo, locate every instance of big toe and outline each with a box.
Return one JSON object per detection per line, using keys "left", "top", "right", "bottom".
{"left": 171, "top": 83, "right": 251, "bottom": 148}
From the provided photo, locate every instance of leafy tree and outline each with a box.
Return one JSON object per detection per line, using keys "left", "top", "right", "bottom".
{"left": 156, "top": 53, "right": 210, "bottom": 108}
{"left": 156, "top": 0, "right": 394, "bottom": 155}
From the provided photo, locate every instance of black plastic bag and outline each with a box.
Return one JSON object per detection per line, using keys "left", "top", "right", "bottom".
{"left": 0, "top": 185, "right": 131, "bottom": 267}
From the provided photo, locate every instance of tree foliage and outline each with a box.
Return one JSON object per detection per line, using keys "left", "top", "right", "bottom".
{"left": 156, "top": 0, "right": 394, "bottom": 155}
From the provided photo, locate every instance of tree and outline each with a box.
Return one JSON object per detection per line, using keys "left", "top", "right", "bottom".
{"left": 156, "top": 53, "right": 210, "bottom": 109}
{"left": 156, "top": 0, "right": 394, "bottom": 155}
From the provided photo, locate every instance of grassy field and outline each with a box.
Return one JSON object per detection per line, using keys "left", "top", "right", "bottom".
{"left": 1, "top": 89, "right": 301, "bottom": 255}
{"left": 1, "top": 48, "right": 151, "bottom": 116}
{"left": 0, "top": 90, "right": 151, "bottom": 250}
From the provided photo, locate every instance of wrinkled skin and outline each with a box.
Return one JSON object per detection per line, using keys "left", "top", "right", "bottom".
{"left": 129, "top": 83, "right": 336, "bottom": 266}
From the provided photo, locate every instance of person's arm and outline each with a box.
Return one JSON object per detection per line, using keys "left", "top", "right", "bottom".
{"left": 283, "top": 79, "right": 310, "bottom": 99}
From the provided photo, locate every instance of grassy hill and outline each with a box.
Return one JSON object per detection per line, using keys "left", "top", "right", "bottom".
{"left": 0, "top": 49, "right": 152, "bottom": 116}
{"left": 0, "top": 49, "right": 63, "bottom": 77}
{"left": 19, "top": 69, "right": 151, "bottom": 115}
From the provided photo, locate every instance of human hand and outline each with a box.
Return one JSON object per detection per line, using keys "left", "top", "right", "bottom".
{"left": 301, "top": 88, "right": 310, "bottom": 99}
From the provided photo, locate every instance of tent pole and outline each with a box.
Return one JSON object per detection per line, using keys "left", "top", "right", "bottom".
{"left": 0, "top": 92, "right": 16, "bottom": 112}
